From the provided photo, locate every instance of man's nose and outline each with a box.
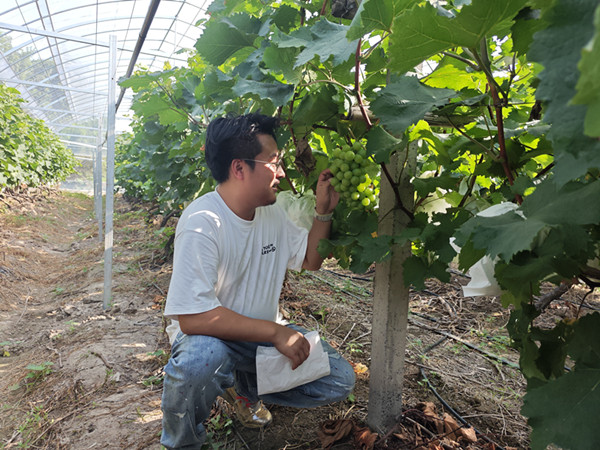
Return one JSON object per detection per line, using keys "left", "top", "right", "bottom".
{"left": 276, "top": 164, "right": 285, "bottom": 178}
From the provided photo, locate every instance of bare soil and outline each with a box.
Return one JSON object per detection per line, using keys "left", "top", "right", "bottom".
{"left": 1, "top": 189, "right": 598, "bottom": 449}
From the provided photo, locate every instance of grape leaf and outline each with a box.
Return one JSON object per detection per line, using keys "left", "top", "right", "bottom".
{"left": 511, "top": 6, "right": 546, "bottom": 56}
{"left": 370, "top": 76, "right": 455, "bottom": 136}
{"left": 412, "top": 174, "right": 459, "bottom": 198}
{"left": 232, "top": 79, "right": 295, "bottom": 107}
{"left": 292, "top": 85, "right": 340, "bottom": 132}
{"left": 423, "top": 57, "right": 487, "bottom": 91}
{"left": 365, "top": 126, "right": 403, "bottom": 164}
{"left": 273, "top": 19, "right": 358, "bottom": 68}
{"left": 520, "top": 179, "right": 600, "bottom": 226}
{"left": 571, "top": 4, "right": 600, "bottom": 137}
{"left": 389, "top": 0, "right": 527, "bottom": 74}
{"left": 523, "top": 368, "right": 600, "bottom": 450}
{"left": 195, "top": 14, "right": 262, "bottom": 66}
{"left": 271, "top": 4, "right": 300, "bottom": 33}
{"left": 457, "top": 179, "right": 600, "bottom": 261}
{"left": 568, "top": 313, "right": 600, "bottom": 368}
{"left": 347, "top": 0, "right": 413, "bottom": 40}
{"left": 262, "top": 45, "right": 302, "bottom": 84}
{"left": 528, "top": 0, "right": 600, "bottom": 185}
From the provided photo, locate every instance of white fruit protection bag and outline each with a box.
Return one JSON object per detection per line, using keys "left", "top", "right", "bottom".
{"left": 256, "top": 331, "right": 331, "bottom": 396}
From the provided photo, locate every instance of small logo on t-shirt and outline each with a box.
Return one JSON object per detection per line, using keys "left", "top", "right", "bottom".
{"left": 261, "top": 243, "right": 276, "bottom": 255}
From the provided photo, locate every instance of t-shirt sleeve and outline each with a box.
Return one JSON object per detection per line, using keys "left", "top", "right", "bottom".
{"left": 163, "top": 225, "right": 222, "bottom": 320}
{"left": 285, "top": 215, "right": 309, "bottom": 271}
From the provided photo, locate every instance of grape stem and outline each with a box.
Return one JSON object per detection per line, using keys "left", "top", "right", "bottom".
{"left": 470, "top": 41, "right": 523, "bottom": 205}
{"left": 354, "top": 39, "right": 413, "bottom": 220}
{"left": 354, "top": 39, "right": 372, "bottom": 130}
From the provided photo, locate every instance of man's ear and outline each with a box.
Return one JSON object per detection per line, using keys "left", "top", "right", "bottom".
{"left": 230, "top": 159, "right": 245, "bottom": 180}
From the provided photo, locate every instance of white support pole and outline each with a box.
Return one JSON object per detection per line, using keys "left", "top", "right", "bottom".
{"left": 94, "top": 117, "right": 103, "bottom": 242}
{"left": 103, "top": 35, "right": 117, "bottom": 310}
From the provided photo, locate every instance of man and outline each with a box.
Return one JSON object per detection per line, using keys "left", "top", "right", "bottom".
{"left": 160, "top": 113, "right": 355, "bottom": 449}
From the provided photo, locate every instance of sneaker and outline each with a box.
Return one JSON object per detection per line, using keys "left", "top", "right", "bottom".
{"left": 223, "top": 387, "right": 272, "bottom": 428}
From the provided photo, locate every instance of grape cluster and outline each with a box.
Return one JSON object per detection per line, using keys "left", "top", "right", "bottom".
{"left": 329, "top": 141, "right": 378, "bottom": 210}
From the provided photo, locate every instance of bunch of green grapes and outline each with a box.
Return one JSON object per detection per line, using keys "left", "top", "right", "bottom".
{"left": 328, "top": 141, "right": 379, "bottom": 210}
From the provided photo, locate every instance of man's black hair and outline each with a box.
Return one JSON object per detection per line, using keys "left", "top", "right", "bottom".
{"left": 205, "top": 113, "right": 280, "bottom": 183}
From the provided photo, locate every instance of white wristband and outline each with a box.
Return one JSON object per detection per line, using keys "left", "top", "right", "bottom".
{"left": 314, "top": 210, "right": 333, "bottom": 222}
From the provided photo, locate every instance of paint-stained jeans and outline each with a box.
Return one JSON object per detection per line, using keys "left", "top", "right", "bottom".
{"left": 160, "top": 324, "right": 355, "bottom": 449}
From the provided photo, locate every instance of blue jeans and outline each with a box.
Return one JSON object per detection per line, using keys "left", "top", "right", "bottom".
{"left": 160, "top": 324, "right": 355, "bottom": 449}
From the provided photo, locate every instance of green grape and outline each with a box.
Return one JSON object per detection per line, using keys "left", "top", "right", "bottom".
{"left": 344, "top": 171, "right": 353, "bottom": 179}
{"left": 361, "top": 198, "right": 370, "bottom": 206}
{"left": 350, "top": 176, "right": 360, "bottom": 185}
{"left": 351, "top": 192, "right": 360, "bottom": 201}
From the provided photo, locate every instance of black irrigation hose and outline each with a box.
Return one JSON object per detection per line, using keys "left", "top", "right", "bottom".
{"left": 418, "top": 338, "right": 507, "bottom": 450}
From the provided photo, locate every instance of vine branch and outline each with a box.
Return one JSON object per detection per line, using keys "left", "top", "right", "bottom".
{"left": 442, "top": 51, "right": 480, "bottom": 71}
{"left": 471, "top": 42, "right": 522, "bottom": 204}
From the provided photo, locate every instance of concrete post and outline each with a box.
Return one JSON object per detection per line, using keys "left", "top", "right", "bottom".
{"left": 367, "top": 142, "right": 416, "bottom": 432}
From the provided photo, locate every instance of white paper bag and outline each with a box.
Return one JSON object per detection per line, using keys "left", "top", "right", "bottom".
{"left": 256, "top": 331, "right": 330, "bottom": 396}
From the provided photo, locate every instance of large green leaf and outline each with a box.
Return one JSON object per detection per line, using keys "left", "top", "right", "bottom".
{"left": 195, "top": 14, "right": 262, "bottom": 66}
{"left": 529, "top": 0, "right": 600, "bottom": 185}
{"left": 347, "top": 0, "right": 413, "bottom": 40}
{"left": 520, "top": 179, "right": 600, "bottom": 225}
{"left": 262, "top": 45, "right": 302, "bottom": 84}
{"left": 365, "top": 126, "right": 403, "bottom": 164}
{"left": 571, "top": 4, "right": 600, "bottom": 137}
{"left": 292, "top": 85, "right": 340, "bottom": 133}
{"left": 456, "top": 179, "right": 600, "bottom": 261}
{"left": 389, "top": 0, "right": 527, "bottom": 74}
{"left": 370, "top": 75, "right": 455, "bottom": 136}
{"left": 273, "top": 19, "right": 358, "bottom": 68}
{"left": 522, "top": 315, "right": 600, "bottom": 449}
{"left": 232, "top": 78, "right": 295, "bottom": 107}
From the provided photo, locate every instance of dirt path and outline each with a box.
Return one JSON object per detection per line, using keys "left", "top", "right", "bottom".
{"left": 6, "top": 189, "right": 592, "bottom": 449}
{"left": 1, "top": 190, "right": 168, "bottom": 449}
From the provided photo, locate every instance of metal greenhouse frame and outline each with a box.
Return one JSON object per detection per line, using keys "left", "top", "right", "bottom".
{"left": 0, "top": 0, "right": 210, "bottom": 309}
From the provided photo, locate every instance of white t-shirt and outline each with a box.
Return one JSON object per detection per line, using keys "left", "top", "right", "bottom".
{"left": 164, "top": 191, "right": 309, "bottom": 344}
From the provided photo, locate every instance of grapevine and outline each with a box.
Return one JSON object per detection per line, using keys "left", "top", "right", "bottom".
{"left": 114, "top": 1, "right": 600, "bottom": 447}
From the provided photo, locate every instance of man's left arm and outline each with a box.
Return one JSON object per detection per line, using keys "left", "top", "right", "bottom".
{"left": 302, "top": 169, "right": 339, "bottom": 270}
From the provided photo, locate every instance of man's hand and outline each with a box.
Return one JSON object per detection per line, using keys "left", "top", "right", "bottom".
{"left": 272, "top": 325, "right": 310, "bottom": 369}
{"left": 315, "top": 169, "right": 340, "bottom": 215}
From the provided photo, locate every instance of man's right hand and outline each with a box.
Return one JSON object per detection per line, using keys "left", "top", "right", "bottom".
{"left": 179, "top": 307, "right": 311, "bottom": 369}
{"left": 272, "top": 325, "right": 310, "bottom": 370}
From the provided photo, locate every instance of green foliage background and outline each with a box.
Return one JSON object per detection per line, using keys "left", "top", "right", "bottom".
{"left": 0, "top": 83, "right": 78, "bottom": 189}
{"left": 115, "top": 1, "right": 600, "bottom": 447}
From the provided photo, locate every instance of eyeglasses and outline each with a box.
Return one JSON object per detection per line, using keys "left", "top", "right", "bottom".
{"left": 242, "top": 155, "right": 284, "bottom": 171}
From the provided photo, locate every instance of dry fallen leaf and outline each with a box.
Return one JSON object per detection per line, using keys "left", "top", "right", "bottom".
{"left": 353, "top": 425, "right": 378, "bottom": 450}
{"left": 442, "top": 413, "right": 477, "bottom": 443}
{"left": 351, "top": 362, "right": 369, "bottom": 374}
{"left": 416, "top": 401, "right": 444, "bottom": 434}
{"left": 317, "top": 418, "right": 353, "bottom": 449}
